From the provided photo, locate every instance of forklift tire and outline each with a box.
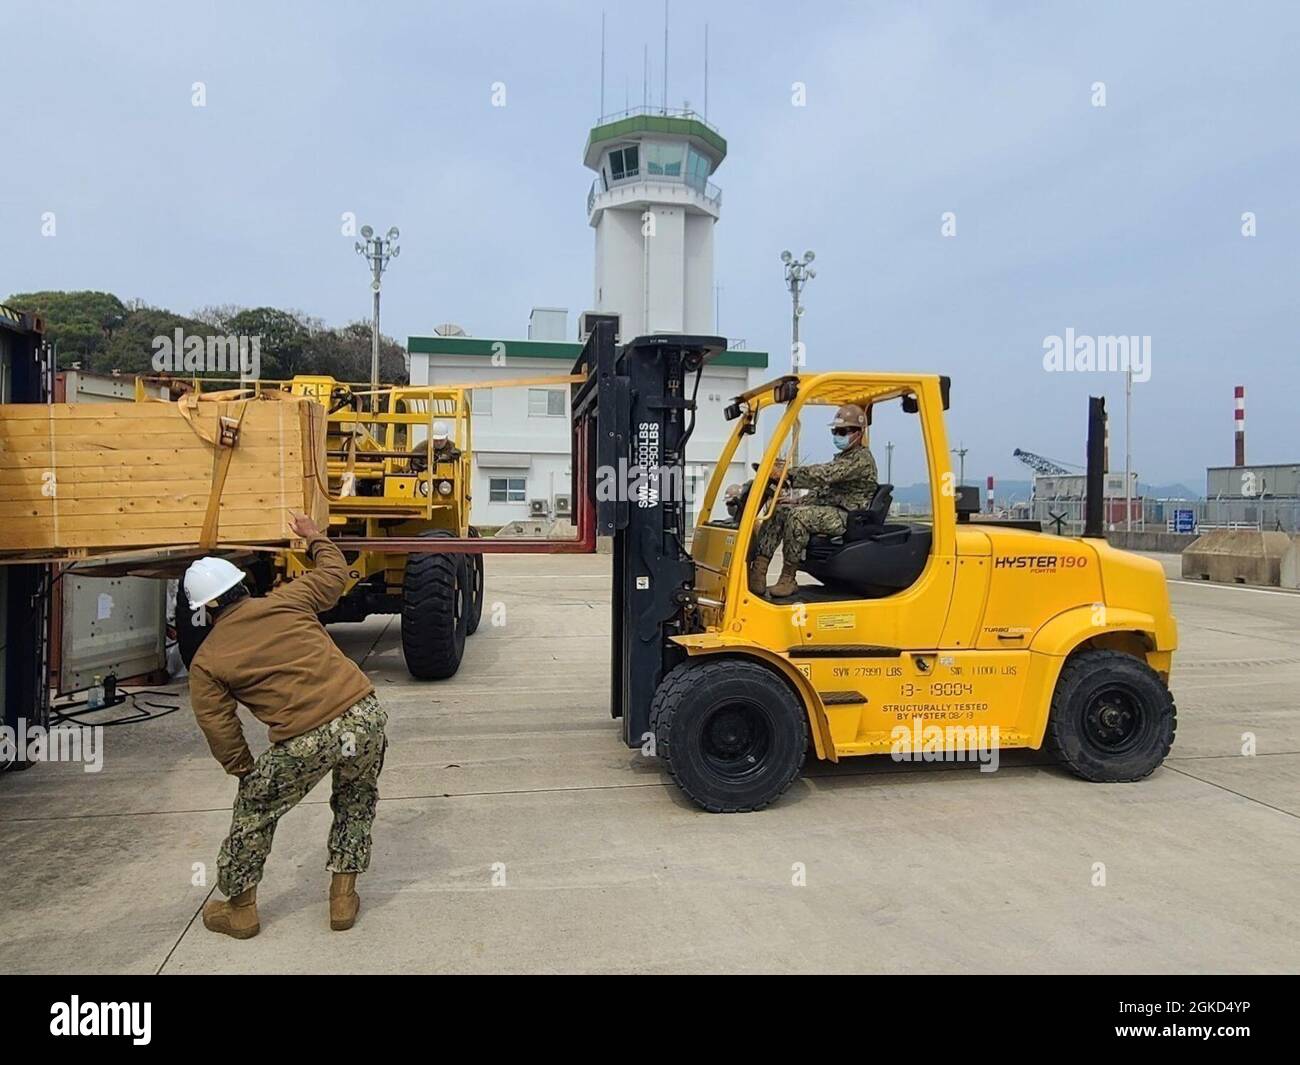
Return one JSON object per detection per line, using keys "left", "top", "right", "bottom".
{"left": 1046, "top": 649, "right": 1177, "bottom": 782}
{"left": 650, "top": 659, "right": 808, "bottom": 813}
{"left": 401, "top": 531, "right": 469, "bottom": 680}
{"left": 465, "top": 526, "right": 485, "bottom": 636}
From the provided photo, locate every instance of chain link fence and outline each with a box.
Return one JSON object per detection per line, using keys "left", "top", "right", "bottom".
{"left": 1023, "top": 497, "right": 1300, "bottom": 536}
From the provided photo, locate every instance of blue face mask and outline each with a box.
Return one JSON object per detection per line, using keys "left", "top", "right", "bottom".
{"left": 833, "top": 433, "right": 854, "bottom": 451}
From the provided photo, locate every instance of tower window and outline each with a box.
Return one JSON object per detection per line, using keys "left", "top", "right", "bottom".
{"left": 686, "top": 148, "right": 711, "bottom": 191}
{"left": 608, "top": 145, "right": 639, "bottom": 181}
{"left": 646, "top": 143, "right": 683, "bottom": 177}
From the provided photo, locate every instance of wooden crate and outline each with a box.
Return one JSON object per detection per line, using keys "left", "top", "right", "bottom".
{"left": 0, "top": 395, "right": 328, "bottom": 556}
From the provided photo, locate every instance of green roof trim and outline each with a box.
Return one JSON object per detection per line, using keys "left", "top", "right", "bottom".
{"left": 584, "top": 114, "right": 727, "bottom": 168}
{"left": 408, "top": 335, "right": 767, "bottom": 369}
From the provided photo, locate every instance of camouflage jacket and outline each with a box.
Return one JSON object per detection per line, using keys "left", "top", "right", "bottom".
{"left": 788, "top": 444, "right": 879, "bottom": 511}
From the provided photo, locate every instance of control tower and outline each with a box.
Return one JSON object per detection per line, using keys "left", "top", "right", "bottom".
{"left": 583, "top": 107, "right": 726, "bottom": 336}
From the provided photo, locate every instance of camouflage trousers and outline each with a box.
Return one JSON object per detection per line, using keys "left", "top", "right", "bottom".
{"left": 217, "top": 692, "right": 388, "bottom": 897}
{"left": 753, "top": 504, "right": 847, "bottom": 564}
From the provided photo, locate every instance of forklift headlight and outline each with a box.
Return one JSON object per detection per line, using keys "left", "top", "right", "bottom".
{"left": 437, "top": 479, "right": 453, "bottom": 496}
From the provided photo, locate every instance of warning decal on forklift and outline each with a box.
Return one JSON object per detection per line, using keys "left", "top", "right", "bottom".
{"left": 634, "top": 422, "right": 660, "bottom": 509}
{"left": 817, "top": 613, "right": 856, "bottom": 631}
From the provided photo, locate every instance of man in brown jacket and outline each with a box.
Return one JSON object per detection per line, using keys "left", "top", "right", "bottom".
{"left": 184, "top": 514, "right": 387, "bottom": 938}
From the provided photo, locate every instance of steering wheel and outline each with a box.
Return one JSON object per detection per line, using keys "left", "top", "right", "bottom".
{"left": 328, "top": 386, "right": 358, "bottom": 415}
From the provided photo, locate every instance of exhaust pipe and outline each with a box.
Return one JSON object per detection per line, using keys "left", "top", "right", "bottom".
{"left": 1084, "top": 396, "right": 1106, "bottom": 538}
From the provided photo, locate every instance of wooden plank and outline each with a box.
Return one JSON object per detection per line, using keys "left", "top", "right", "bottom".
{"left": 0, "top": 492, "right": 286, "bottom": 518}
{"left": 1, "top": 525, "right": 297, "bottom": 550}
{"left": 0, "top": 403, "right": 183, "bottom": 420}
{"left": 0, "top": 477, "right": 279, "bottom": 500}
{"left": 2, "top": 430, "right": 235, "bottom": 450}
{"left": 0, "top": 397, "right": 321, "bottom": 554}
{"left": 0, "top": 445, "right": 299, "bottom": 469}
{"left": 22, "top": 507, "right": 286, "bottom": 531}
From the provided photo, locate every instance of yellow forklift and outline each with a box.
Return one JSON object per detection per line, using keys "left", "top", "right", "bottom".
{"left": 570, "top": 327, "right": 1178, "bottom": 812}
{"left": 162, "top": 376, "right": 484, "bottom": 679}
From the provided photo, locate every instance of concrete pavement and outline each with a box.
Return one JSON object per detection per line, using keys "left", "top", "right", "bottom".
{"left": 1, "top": 552, "right": 1297, "bottom": 973}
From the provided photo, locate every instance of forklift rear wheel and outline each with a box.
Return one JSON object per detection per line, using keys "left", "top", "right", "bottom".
{"left": 401, "top": 530, "right": 469, "bottom": 680}
{"left": 1046, "top": 649, "right": 1176, "bottom": 782}
{"left": 465, "top": 526, "right": 485, "bottom": 636}
{"left": 650, "top": 659, "right": 808, "bottom": 813}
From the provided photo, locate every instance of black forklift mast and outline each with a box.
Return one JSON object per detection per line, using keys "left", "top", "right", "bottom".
{"left": 1083, "top": 396, "right": 1107, "bottom": 538}
{"left": 570, "top": 325, "right": 727, "bottom": 748}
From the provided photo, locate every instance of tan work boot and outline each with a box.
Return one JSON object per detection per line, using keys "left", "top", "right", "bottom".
{"left": 202, "top": 886, "right": 260, "bottom": 939}
{"left": 747, "top": 555, "right": 771, "bottom": 596}
{"left": 330, "top": 873, "right": 360, "bottom": 931}
{"left": 768, "top": 562, "right": 800, "bottom": 598}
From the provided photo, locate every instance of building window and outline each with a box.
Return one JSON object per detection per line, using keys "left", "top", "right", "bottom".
{"left": 528, "top": 388, "right": 566, "bottom": 417}
{"left": 608, "top": 145, "right": 639, "bottom": 181}
{"left": 471, "top": 388, "right": 492, "bottom": 416}
{"left": 489, "top": 477, "right": 527, "bottom": 503}
{"left": 646, "top": 142, "right": 683, "bottom": 177}
{"left": 686, "top": 147, "right": 711, "bottom": 191}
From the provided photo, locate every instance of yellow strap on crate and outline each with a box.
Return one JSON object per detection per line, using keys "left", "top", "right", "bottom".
{"left": 198, "top": 399, "right": 249, "bottom": 549}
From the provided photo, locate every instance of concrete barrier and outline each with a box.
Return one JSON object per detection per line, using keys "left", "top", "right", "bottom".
{"left": 1181, "top": 529, "right": 1292, "bottom": 586}
{"left": 1106, "top": 530, "right": 1198, "bottom": 553}
{"left": 1281, "top": 536, "right": 1300, "bottom": 589}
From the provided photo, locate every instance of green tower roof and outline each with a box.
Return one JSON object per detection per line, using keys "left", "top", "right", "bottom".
{"left": 584, "top": 111, "right": 726, "bottom": 170}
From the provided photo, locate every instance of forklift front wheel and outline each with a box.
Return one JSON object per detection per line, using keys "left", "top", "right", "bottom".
{"left": 650, "top": 659, "right": 808, "bottom": 813}
{"left": 1045, "top": 649, "right": 1177, "bottom": 782}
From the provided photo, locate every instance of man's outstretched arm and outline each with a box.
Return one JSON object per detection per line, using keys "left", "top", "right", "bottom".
{"left": 273, "top": 513, "right": 349, "bottom": 614}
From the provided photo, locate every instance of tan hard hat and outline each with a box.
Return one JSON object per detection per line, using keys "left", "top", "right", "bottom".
{"left": 830, "top": 404, "right": 867, "bottom": 430}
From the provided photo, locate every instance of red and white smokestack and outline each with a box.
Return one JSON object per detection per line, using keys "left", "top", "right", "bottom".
{"left": 1234, "top": 386, "right": 1245, "bottom": 467}
{"left": 986, "top": 475, "right": 994, "bottom": 511}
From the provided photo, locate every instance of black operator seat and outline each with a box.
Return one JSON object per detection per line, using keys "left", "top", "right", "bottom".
{"left": 799, "top": 483, "right": 933, "bottom": 598}
{"left": 843, "top": 483, "right": 894, "bottom": 539}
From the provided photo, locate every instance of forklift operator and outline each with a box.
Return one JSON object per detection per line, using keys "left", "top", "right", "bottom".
{"left": 182, "top": 513, "right": 388, "bottom": 940}
{"left": 749, "top": 403, "right": 878, "bottom": 598}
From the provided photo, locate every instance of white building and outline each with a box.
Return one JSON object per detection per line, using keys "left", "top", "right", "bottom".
{"left": 408, "top": 109, "right": 769, "bottom": 528}
{"left": 408, "top": 326, "right": 768, "bottom": 528}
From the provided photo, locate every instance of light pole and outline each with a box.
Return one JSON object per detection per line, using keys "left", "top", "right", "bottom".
{"left": 355, "top": 225, "right": 400, "bottom": 410}
{"left": 781, "top": 249, "right": 815, "bottom": 376}
{"left": 885, "top": 441, "right": 894, "bottom": 484}
{"left": 781, "top": 249, "right": 815, "bottom": 463}
{"left": 952, "top": 444, "right": 968, "bottom": 488}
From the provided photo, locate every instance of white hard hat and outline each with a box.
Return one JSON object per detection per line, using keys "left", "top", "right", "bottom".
{"left": 184, "top": 557, "right": 247, "bottom": 608}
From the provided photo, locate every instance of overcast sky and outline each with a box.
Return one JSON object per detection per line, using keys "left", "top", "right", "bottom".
{"left": 2, "top": 0, "right": 1296, "bottom": 488}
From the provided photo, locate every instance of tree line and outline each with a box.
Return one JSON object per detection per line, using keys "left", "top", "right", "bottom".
{"left": 5, "top": 290, "right": 409, "bottom": 384}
